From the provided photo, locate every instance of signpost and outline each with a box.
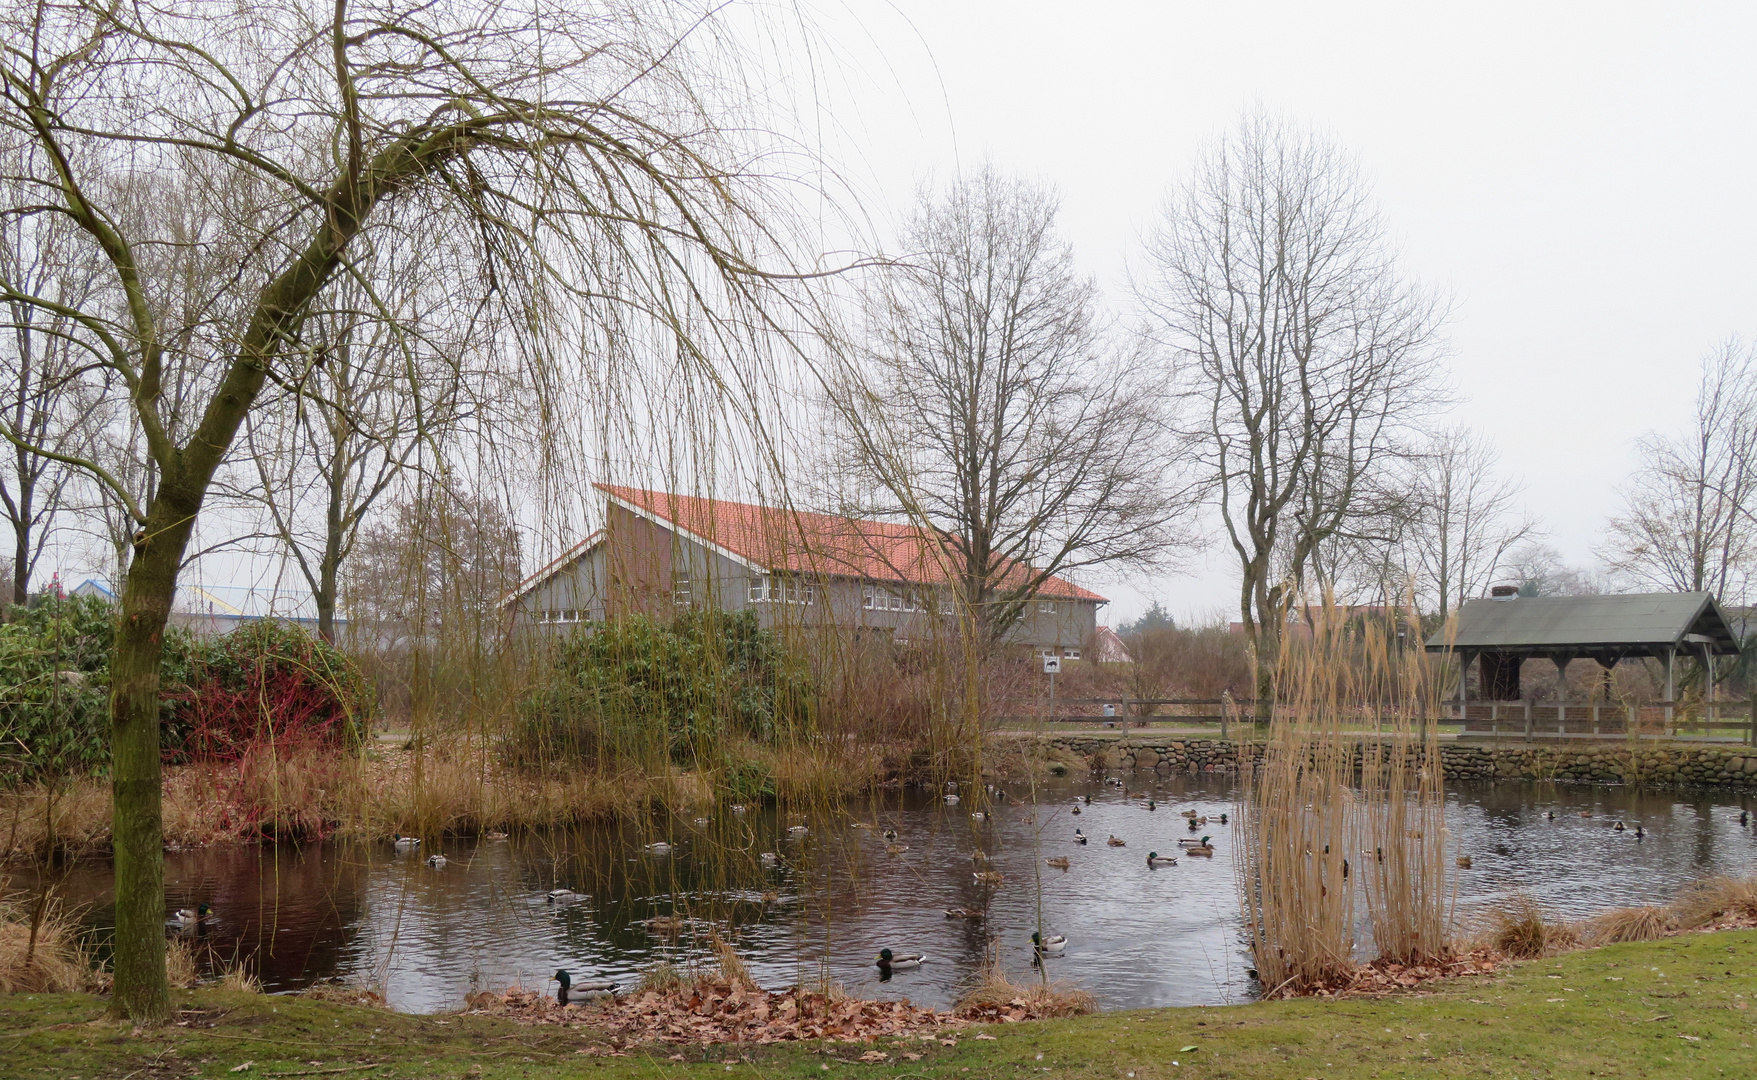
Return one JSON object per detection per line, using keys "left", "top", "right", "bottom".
{"left": 1043, "top": 654, "right": 1059, "bottom": 727}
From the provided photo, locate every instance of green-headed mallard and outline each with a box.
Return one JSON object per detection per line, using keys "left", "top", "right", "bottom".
{"left": 174, "top": 902, "right": 210, "bottom": 928}
{"left": 1146, "top": 851, "right": 1177, "bottom": 867}
{"left": 1185, "top": 836, "right": 1214, "bottom": 856}
{"left": 546, "top": 888, "right": 588, "bottom": 905}
{"left": 553, "top": 969, "right": 619, "bottom": 1005}
{"left": 876, "top": 948, "right": 926, "bottom": 971}
{"left": 1144, "top": 800, "right": 1156, "bottom": 811}
{"left": 1031, "top": 932, "right": 1066, "bottom": 955}
{"left": 1074, "top": 828, "right": 1088, "bottom": 845}
{"left": 645, "top": 841, "right": 673, "bottom": 855}
{"left": 393, "top": 834, "right": 420, "bottom": 849}
{"left": 1045, "top": 856, "right": 1070, "bottom": 870}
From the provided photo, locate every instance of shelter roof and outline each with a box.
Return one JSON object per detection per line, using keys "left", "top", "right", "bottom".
{"left": 1424, "top": 592, "right": 1743, "bottom": 658}
{"left": 596, "top": 484, "right": 1106, "bottom": 602}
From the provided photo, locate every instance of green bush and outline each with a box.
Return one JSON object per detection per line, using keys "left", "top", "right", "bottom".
{"left": 0, "top": 595, "right": 119, "bottom": 784}
{"left": 511, "top": 609, "right": 812, "bottom": 769}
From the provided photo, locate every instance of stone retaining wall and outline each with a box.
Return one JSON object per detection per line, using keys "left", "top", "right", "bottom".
{"left": 1045, "top": 736, "right": 1757, "bottom": 791}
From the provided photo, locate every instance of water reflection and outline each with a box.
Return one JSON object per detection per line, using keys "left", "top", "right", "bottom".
{"left": 22, "top": 772, "right": 1757, "bottom": 1013}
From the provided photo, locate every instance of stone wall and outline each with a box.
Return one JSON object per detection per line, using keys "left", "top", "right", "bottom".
{"left": 1046, "top": 735, "right": 1757, "bottom": 791}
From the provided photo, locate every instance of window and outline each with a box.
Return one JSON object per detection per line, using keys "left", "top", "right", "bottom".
{"left": 1062, "top": 648, "right": 1081, "bottom": 660}
{"left": 672, "top": 572, "right": 692, "bottom": 606}
{"left": 749, "top": 574, "right": 769, "bottom": 603}
{"left": 755, "top": 574, "right": 814, "bottom": 605}
{"left": 1038, "top": 602, "right": 1057, "bottom": 615}
{"left": 861, "top": 584, "right": 876, "bottom": 610}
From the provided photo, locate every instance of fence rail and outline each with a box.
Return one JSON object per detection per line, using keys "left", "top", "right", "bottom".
{"left": 993, "top": 697, "right": 1757, "bottom": 745}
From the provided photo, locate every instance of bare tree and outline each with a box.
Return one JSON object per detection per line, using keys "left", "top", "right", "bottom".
{"left": 1502, "top": 542, "right": 1601, "bottom": 598}
{"left": 0, "top": 188, "right": 99, "bottom": 609}
{"left": 828, "top": 168, "right": 1186, "bottom": 645}
{"left": 1401, "top": 426, "right": 1537, "bottom": 619}
{"left": 0, "top": 0, "right": 830, "bottom": 1019}
{"left": 1601, "top": 339, "right": 1757, "bottom": 603}
{"left": 1137, "top": 112, "right": 1448, "bottom": 710}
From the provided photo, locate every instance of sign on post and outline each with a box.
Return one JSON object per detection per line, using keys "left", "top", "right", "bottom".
{"left": 1042, "top": 655, "right": 1060, "bottom": 674}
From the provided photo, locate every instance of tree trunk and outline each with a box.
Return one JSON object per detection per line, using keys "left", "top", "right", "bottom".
{"left": 11, "top": 518, "right": 27, "bottom": 610}
{"left": 107, "top": 491, "right": 198, "bottom": 1021}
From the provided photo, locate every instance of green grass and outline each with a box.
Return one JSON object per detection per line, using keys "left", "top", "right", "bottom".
{"left": 7, "top": 932, "right": 1757, "bottom": 1079}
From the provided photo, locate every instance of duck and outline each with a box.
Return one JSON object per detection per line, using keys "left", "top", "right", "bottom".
{"left": 553, "top": 969, "right": 619, "bottom": 1005}
{"left": 1144, "top": 800, "right": 1157, "bottom": 812}
{"left": 882, "top": 827, "right": 899, "bottom": 841}
{"left": 1074, "top": 828, "right": 1088, "bottom": 845}
{"left": 1106, "top": 777, "right": 1123, "bottom": 787}
{"left": 1045, "top": 856, "right": 1070, "bottom": 870}
{"left": 1635, "top": 825, "right": 1646, "bottom": 839}
{"left": 1456, "top": 855, "right": 1473, "bottom": 869}
{"left": 1071, "top": 804, "right": 1082, "bottom": 816}
{"left": 970, "top": 850, "right": 990, "bottom": 863}
{"left": 1546, "top": 811, "right": 1555, "bottom": 821}
{"left": 759, "top": 851, "right": 780, "bottom": 867}
{"left": 1188, "top": 818, "right": 1201, "bottom": 833}
{"left": 944, "top": 794, "right": 961, "bottom": 805}
{"left": 1218, "top": 813, "right": 1228, "bottom": 825}
{"left": 426, "top": 853, "right": 448, "bottom": 868}
{"left": 645, "top": 841, "right": 673, "bottom": 855}
{"left": 973, "top": 870, "right": 1004, "bottom": 885}
{"left": 876, "top": 948, "right": 927, "bottom": 973}
{"left": 174, "top": 903, "right": 210, "bottom": 928}
{"left": 1146, "top": 851, "right": 1178, "bottom": 867}
{"left": 787, "top": 825, "right": 809, "bottom": 838}
{"left": 1578, "top": 811, "right": 1593, "bottom": 819}
{"left": 393, "top": 834, "right": 421, "bottom": 849}
{"left": 885, "top": 842, "right": 909, "bottom": 855}
{"left": 1031, "top": 932, "right": 1067, "bottom": 955}
{"left": 639, "top": 915, "right": 686, "bottom": 935}
{"left": 1742, "top": 811, "right": 1750, "bottom": 827}
{"left": 1084, "top": 794, "right": 1093, "bottom": 804}
{"left": 1614, "top": 821, "right": 1626, "bottom": 832}
{"left": 760, "top": 891, "right": 779, "bottom": 904}
{"left": 971, "top": 811, "right": 987, "bottom": 821}
{"left": 1185, "top": 837, "right": 1214, "bottom": 857}
{"left": 692, "top": 817, "right": 710, "bottom": 827}
{"left": 1107, "top": 835, "right": 1127, "bottom": 847}
{"left": 730, "top": 804, "right": 748, "bottom": 815}
{"left": 484, "top": 830, "right": 509, "bottom": 841}
{"left": 852, "top": 821, "right": 874, "bottom": 830}
{"left": 1180, "top": 809, "right": 1198, "bottom": 818}
{"left": 944, "top": 907, "right": 984, "bottom": 920}
{"left": 546, "top": 888, "right": 588, "bottom": 905}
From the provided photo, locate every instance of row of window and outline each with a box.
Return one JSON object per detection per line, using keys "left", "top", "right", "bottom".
{"left": 749, "top": 574, "right": 816, "bottom": 605}
{"left": 535, "top": 609, "right": 593, "bottom": 623}
{"left": 1039, "top": 647, "right": 1082, "bottom": 660}
{"left": 667, "top": 573, "right": 1069, "bottom": 616}
{"left": 862, "top": 584, "right": 924, "bottom": 612}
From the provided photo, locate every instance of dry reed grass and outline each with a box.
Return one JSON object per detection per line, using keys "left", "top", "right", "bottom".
{"left": 1670, "top": 874, "right": 1757, "bottom": 928}
{"left": 165, "top": 936, "right": 199, "bottom": 988}
{"left": 1484, "top": 895, "right": 1581, "bottom": 959}
{"left": 953, "top": 964, "right": 1096, "bottom": 1018}
{"left": 1582, "top": 905, "right": 1674, "bottom": 945}
{"left": 0, "top": 890, "right": 99, "bottom": 993}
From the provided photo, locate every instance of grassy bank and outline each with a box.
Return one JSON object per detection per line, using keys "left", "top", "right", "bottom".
{"left": 6, "top": 931, "right": 1756, "bottom": 1078}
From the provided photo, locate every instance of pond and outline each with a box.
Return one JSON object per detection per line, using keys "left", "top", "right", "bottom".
{"left": 19, "top": 771, "right": 1757, "bottom": 1013}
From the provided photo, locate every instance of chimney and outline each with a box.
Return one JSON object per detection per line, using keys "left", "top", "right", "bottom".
{"left": 1490, "top": 585, "right": 1518, "bottom": 601}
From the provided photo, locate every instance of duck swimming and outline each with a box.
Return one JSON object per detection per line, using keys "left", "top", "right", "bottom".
{"left": 875, "top": 948, "right": 926, "bottom": 972}
{"left": 174, "top": 903, "right": 210, "bottom": 928}
{"left": 944, "top": 793, "right": 961, "bottom": 805}
{"left": 760, "top": 851, "right": 780, "bottom": 866}
{"left": 1185, "top": 836, "right": 1214, "bottom": 857}
{"left": 1071, "top": 804, "right": 1082, "bottom": 815}
{"left": 1045, "top": 856, "right": 1070, "bottom": 870}
{"left": 426, "top": 853, "right": 447, "bottom": 868}
{"left": 1107, "top": 835, "right": 1126, "bottom": 847}
{"left": 1145, "top": 800, "right": 1157, "bottom": 811}
{"left": 484, "top": 831, "right": 508, "bottom": 841}
{"left": 1614, "top": 821, "right": 1626, "bottom": 832}
{"left": 885, "top": 842, "right": 909, "bottom": 855}
{"left": 646, "top": 841, "right": 673, "bottom": 855}
{"left": 1031, "top": 932, "right": 1067, "bottom": 955}
{"left": 393, "top": 834, "right": 420, "bottom": 849}
{"left": 973, "top": 870, "right": 1004, "bottom": 885}
{"left": 553, "top": 969, "right": 619, "bottom": 1005}
{"left": 546, "top": 889, "right": 587, "bottom": 905}
{"left": 1456, "top": 855, "right": 1473, "bottom": 869}
{"left": 1146, "top": 851, "right": 1177, "bottom": 867}
{"left": 882, "top": 827, "right": 899, "bottom": 841}
{"left": 1074, "top": 828, "right": 1088, "bottom": 845}
{"left": 787, "top": 825, "right": 809, "bottom": 838}
{"left": 945, "top": 907, "right": 984, "bottom": 920}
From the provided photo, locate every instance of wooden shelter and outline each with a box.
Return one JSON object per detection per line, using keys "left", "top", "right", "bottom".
{"left": 1424, "top": 590, "right": 1743, "bottom": 702}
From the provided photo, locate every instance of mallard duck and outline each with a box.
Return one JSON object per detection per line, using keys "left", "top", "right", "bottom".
{"left": 852, "top": 821, "right": 874, "bottom": 830}
{"left": 645, "top": 841, "right": 673, "bottom": 855}
{"left": 484, "top": 830, "right": 508, "bottom": 841}
{"left": 1635, "top": 825, "right": 1645, "bottom": 839}
{"left": 730, "top": 804, "right": 748, "bottom": 815}
{"left": 944, "top": 793, "right": 961, "bottom": 805}
{"left": 1083, "top": 794, "right": 1093, "bottom": 804}
{"left": 1546, "top": 810, "right": 1555, "bottom": 821}
{"left": 1741, "top": 811, "right": 1750, "bottom": 826}
{"left": 1614, "top": 820, "right": 1625, "bottom": 832}
{"left": 1045, "top": 856, "right": 1070, "bottom": 870}
{"left": 973, "top": 870, "right": 1004, "bottom": 885}
{"left": 970, "top": 850, "right": 989, "bottom": 863}
{"left": 944, "top": 907, "right": 984, "bottom": 920}
{"left": 393, "top": 834, "right": 421, "bottom": 849}
{"left": 1031, "top": 932, "right": 1066, "bottom": 955}
{"left": 1071, "top": 804, "right": 1082, "bottom": 816}
{"left": 1107, "top": 835, "right": 1126, "bottom": 847}
{"left": 876, "top": 948, "right": 926, "bottom": 972}
{"left": 426, "top": 853, "right": 448, "bottom": 868}
{"left": 1144, "top": 800, "right": 1156, "bottom": 811}
{"left": 553, "top": 969, "right": 619, "bottom": 1005}
{"left": 1188, "top": 818, "right": 1200, "bottom": 832}
{"left": 546, "top": 888, "right": 588, "bottom": 905}
{"left": 1185, "top": 836, "right": 1214, "bottom": 856}
{"left": 787, "top": 825, "right": 809, "bottom": 838}
{"left": 882, "top": 827, "right": 899, "bottom": 841}
{"left": 760, "top": 891, "right": 779, "bottom": 904}
{"left": 1180, "top": 809, "right": 1198, "bottom": 818}
{"left": 1455, "top": 855, "right": 1473, "bottom": 869}
{"left": 759, "top": 851, "right": 780, "bottom": 866}
{"left": 692, "top": 817, "right": 710, "bottom": 827}
{"left": 1578, "top": 811, "right": 1593, "bottom": 819}
{"left": 1146, "top": 851, "right": 1177, "bottom": 867}
{"left": 1219, "top": 813, "right": 1229, "bottom": 825}
{"left": 174, "top": 903, "right": 210, "bottom": 928}
{"left": 971, "top": 811, "right": 987, "bottom": 821}
{"left": 1074, "top": 828, "right": 1088, "bottom": 845}
{"left": 885, "top": 842, "right": 909, "bottom": 855}
{"left": 639, "top": 915, "right": 686, "bottom": 935}
{"left": 1106, "top": 777, "right": 1123, "bottom": 787}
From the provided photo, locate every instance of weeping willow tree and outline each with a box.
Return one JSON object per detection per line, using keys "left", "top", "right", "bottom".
{"left": 0, "top": 0, "right": 840, "bottom": 1020}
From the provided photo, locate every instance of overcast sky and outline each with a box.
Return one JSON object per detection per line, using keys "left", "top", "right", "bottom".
{"left": 812, "top": 0, "right": 1757, "bottom": 625}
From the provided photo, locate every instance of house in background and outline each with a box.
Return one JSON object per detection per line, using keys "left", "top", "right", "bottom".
{"left": 71, "top": 579, "right": 332, "bottom": 637}
{"left": 502, "top": 484, "right": 1107, "bottom": 659}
